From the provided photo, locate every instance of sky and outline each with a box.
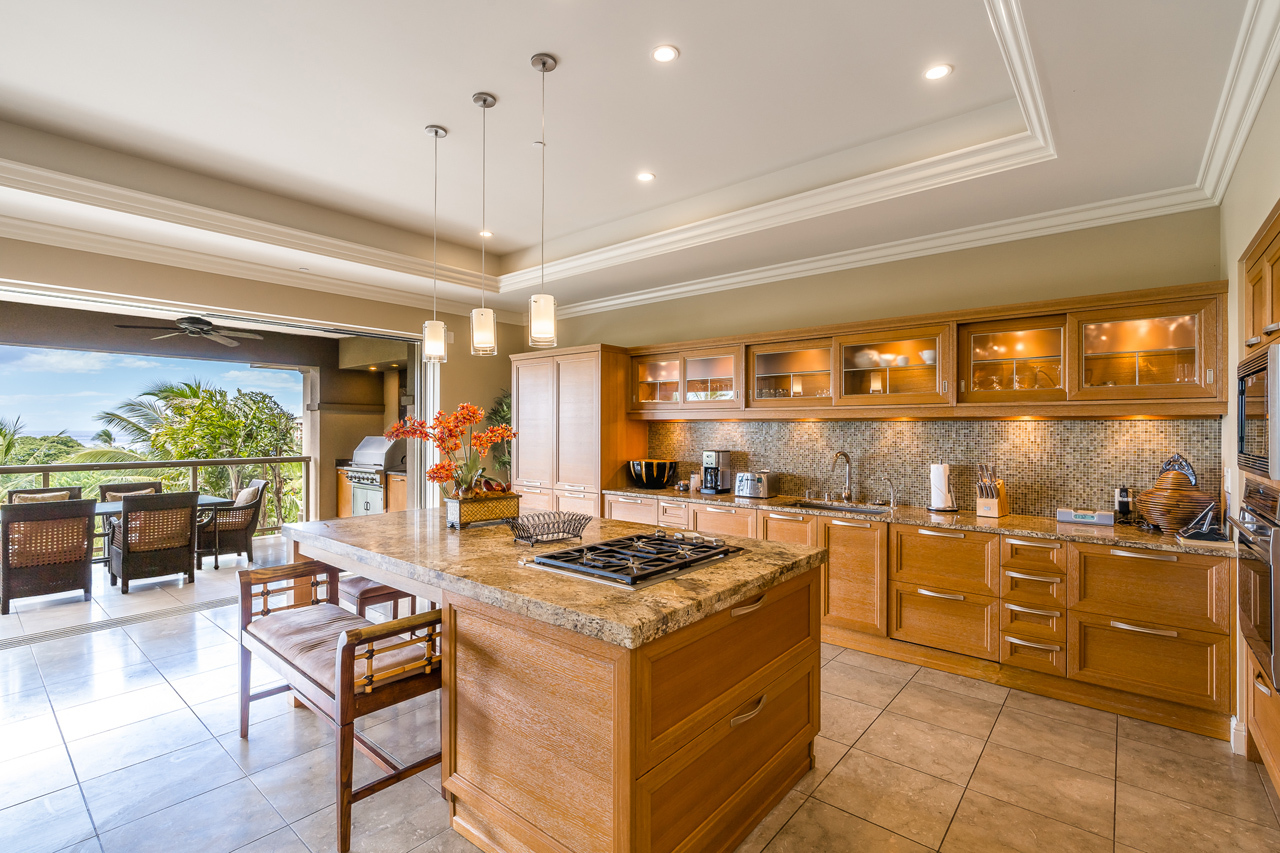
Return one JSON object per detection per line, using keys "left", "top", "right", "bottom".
{"left": 0, "top": 344, "right": 303, "bottom": 442}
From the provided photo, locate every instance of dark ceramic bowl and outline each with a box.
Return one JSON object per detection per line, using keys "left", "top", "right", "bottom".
{"left": 628, "top": 459, "right": 678, "bottom": 489}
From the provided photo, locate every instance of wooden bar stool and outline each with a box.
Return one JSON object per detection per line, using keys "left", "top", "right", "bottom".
{"left": 338, "top": 575, "right": 421, "bottom": 618}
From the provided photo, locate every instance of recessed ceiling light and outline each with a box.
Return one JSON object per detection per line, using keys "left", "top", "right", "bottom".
{"left": 479, "top": 230, "right": 493, "bottom": 238}
{"left": 652, "top": 45, "right": 679, "bottom": 63}
{"left": 298, "top": 267, "right": 309, "bottom": 271}
{"left": 924, "top": 64, "right": 953, "bottom": 80}
{"left": 637, "top": 172, "right": 655, "bottom": 182}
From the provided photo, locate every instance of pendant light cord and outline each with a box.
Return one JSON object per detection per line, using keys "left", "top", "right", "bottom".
{"left": 480, "top": 104, "right": 487, "bottom": 311}
{"left": 541, "top": 64, "right": 546, "bottom": 294}
{"left": 432, "top": 131, "right": 438, "bottom": 322}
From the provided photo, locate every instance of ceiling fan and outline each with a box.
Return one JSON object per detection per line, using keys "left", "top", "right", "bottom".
{"left": 114, "top": 316, "right": 264, "bottom": 347}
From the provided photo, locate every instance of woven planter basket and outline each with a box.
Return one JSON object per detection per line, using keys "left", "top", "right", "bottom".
{"left": 444, "top": 493, "right": 521, "bottom": 529}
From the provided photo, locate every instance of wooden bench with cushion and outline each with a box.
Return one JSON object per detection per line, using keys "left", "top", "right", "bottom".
{"left": 237, "top": 561, "right": 443, "bottom": 853}
{"left": 338, "top": 574, "right": 422, "bottom": 618}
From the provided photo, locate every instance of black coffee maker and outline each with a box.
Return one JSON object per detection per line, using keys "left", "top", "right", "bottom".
{"left": 701, "top": 450, "right": 732, "bottom": 494}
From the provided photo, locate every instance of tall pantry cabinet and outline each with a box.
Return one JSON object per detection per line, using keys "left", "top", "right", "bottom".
{"left": 510, "top": 344, "right": 647, "bottom": 516}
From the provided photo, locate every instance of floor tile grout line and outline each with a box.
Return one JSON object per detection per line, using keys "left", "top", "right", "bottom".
{"left": 0, "top": 596, "right": 240, "bottom": 650}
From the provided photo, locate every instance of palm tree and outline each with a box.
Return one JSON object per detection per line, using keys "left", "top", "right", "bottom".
{"left": 0, "top": 416, "right": 23, "bottom": 465}
{"left": 89, "top": 380, "right": 211, "bottom": 456}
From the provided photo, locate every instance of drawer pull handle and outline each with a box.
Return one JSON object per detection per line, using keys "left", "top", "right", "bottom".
{"left": 918, "top": 528, "right": 965, "bottom": 539}
{"left": 1109, "top": 548, "right": 1178, "bottom": 562}
{"left": 917, "top": 588, "right": 965, "bottom": 601}
{"left": 1247, "top": 335, "right": 1264, "bottom": 346}
{"left": 1006, "top": 537, "right": 1061, "bottom": 550}
{"left": 659, "top": 502, "right": 684, "bottom": 509}
{"left": 1266, "top": 322, "right": 1280, "bottom": 334}
{"left": 1258, "top": 676, "right": 1273, "bottom": 696}
{"left": 1110, "top": 620, "right": 1178, "bottom": 638}
{"left": 521, "top": 481, "right": 543, "bottom": 486}
{"left": 1004, "top": 570, "right": 1060, "bottom": 583}
{"left": 730, "top": 694, "right": 767, "bottom": 728}
{"left": 522, "top": 488, "right": 545, "bottom": 494}
{"left": 831, "top": 520, "right": 871, "bottom": 528}
{"left": 560, "top": 483, "right": 590, "bottom": 490}
{"left": 704, "top": 507, "right": 736, "bottom": 514}
{"left": 1005, "top": 603, "right": 1061, "bottom": 618}
{"left": 1006, "top": 636, "right": 1062, "bottom": 652}
{"left": 768, "top": 513, "right": 802, "bottom": 520}
{"left": 731, "top": 593, "right": 768, "bottom": 617}
{"left": 616, "top": 497, "right": 644, "bottom": 504}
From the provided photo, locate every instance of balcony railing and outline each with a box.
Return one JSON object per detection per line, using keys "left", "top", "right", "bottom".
{"left": 0, "top": 455, "right": 312, "bottom": 537}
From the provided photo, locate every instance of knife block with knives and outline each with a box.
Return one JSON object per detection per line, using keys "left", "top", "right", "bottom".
{"left": 975, "top": 463, "right": 1010, "bottom": 518}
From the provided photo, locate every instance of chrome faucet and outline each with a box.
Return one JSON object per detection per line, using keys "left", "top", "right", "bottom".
{"left": 832, "top": 451, "right": 853, "bottom": 502}
{"left": 882, "top": 476, "right": 897, "bottom": 508}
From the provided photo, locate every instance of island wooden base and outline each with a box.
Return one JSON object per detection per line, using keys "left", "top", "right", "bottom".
{"left": 441, "top": 569, "right": 822, "bottom": 853}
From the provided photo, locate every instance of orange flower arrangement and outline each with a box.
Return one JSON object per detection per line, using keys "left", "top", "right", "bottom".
{"left": 386, "top": 403, "right": 517, "bottom": 498}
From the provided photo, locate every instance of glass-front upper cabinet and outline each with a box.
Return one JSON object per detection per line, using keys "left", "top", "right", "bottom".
{"left": 632, "top": 354, "right": 681, "bottom": 409}
{"left": 958, "top": 316, "right": 1067, "bottom": 404}
{"left": 834, "top": 324, "right": 952, "bottom": 407}
{"left": 748, "top": 339, "right": 834, "bottom": 407}
{"left": 1067, "top": 298, "right": 1218, "bottom": 400}
{"left": 682, "top": 346, "right": 742, "bottom": 409}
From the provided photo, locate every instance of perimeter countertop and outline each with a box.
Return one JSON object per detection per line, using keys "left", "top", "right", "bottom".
{"left": 601, "top": 487, "right": 1237, "bottom": 557}
{"left": 284, "top": 509, "right": 825, "bottom": 649}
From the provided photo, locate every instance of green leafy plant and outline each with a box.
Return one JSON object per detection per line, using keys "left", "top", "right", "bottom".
{"left": 484, "top": 390, "right": 513, "bottom": 475}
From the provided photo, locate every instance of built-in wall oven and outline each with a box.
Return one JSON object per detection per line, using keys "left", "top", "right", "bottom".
{"left": 1238, "top": 344, "right": 1280, "bottom": 479}
{"left": 1233, "top": 481, "right": 1277, "bottom": 686}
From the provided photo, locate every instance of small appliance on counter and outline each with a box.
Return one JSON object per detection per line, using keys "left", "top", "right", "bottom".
{"left": 928, "top": 463, "right": 957, "bottom": 512}
{"left": 700, "top": 450, "right": 733, "bottom": 494}
{"left": 1055, "top": 507, "right": 1116, "bottom": 526}
{"left": 1114, "top": 486, "right": 1136, "bottom": 523}
{"left": 735, "top": 471, "right": 779, "bottom": 499}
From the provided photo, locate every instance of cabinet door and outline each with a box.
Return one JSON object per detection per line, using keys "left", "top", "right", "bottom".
{"left": 1246, "top": 256, "right": 1270, "bottom": 349}
{"left": 747, "top": 339, "right": 833, "bottom": 408}
{"left": 887, "top": 582, "right": 999, "bottom": 661}
{"left": 657, "top": 499, "right": 690, "bottom": 530}
{"left": 336, "top": 469, "right": 353, "bottom": 519}
{"left": 386, "top": 473, "right": 407, "bottom": 513}
{"left": 632, "top": 353, "right": 681, "bottom": 411}
{"left": 889, "top": 525, "right": 1000, "bottom": 596}
{"left": 1067, "top": 298, "right": 1218, "bottom": 400}
{"left": 1066, "top": 611, "right": 1230, "bottom": 712}
{"left": 512, "top": 357, "right": 555, "bottom": 487}
{"left": 758, "top": 510, "right": 818, "bottom": 545}
{"left": 958, "top": 316, "right": 1066, "bottom": 404}
{"left": 511, "top": 484, "right": 554, "bottom": 512}
{"left": 555, "top": 489, "right": 600, "bottom": 517}
{"left": 554, "top": 353, "right": 601, "bottom": 492}
{"left": 683, "top": 346, "right": 743, "bottom": 409}
{"left": 821, "top": 518, "right": 887, "bottom": 636}
{"left": 691, "top": 505, "right": 757, "bottom": 538}
{"left": 999, "top": 632, "right": 1066, "bottom": 677}
{"left": 605, "top": 494, "right": 658, "bottom": 525}
{"left": 1248, "top": 650, "right": 1280, "bottom": 784}
{"left": 835, "top": 324, "right": 953, "bottom": 407}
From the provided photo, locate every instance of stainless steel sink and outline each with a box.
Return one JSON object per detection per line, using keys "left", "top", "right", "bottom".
{"left": 792, "top": 502, "right": 892, "bottom": 515}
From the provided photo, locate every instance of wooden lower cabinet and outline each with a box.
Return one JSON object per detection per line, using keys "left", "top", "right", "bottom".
{"left": 1001, "top": 566, "right": 1067, "bottom": 610}
{"left": 999, "top": 599, "right": 1065, "bottom": 643}
{"left": 820, "top": 518, "right": 888, "bottom": 636}
{"left": 889, "top": 524, "right": 1000, "bottom": 597}
{"left": 1067, "top": 542, "right": 1231, "bottom": 634}
{"left": 337, "top": 469, "right": 353, "bottom": 519}
{"left": 556, "top": 489, "right": 601, "bottom": 516}
{"left": 1066, "top": 611, "right": 1230, "bottom": 713}
{"left": 887, "top": 582, "right": 999, "bottom": 661}
{"left": 606, "top": 494, "right": 658, "bottom": 525}
{"left": 511, "top": 485, "right": 554, "bottom": 512}
{"left": 657, "top": 499, "right": 689, "bottom": 530}
{"left": 691, "top": 505, "right": 757, "bottom": 538}
{"left": 758, "top": 510, "right": 818, "bottom": 545}
{"left": 999, "top": 632, "right": 1066, "bottom": 677}
{"left": 386, "top": 472, "right": 407, "bottom": 512}
{"left": 1248, "top": 649, "right": 1280, "bottom": 788}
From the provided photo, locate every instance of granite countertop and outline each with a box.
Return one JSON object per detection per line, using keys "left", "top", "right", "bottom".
{"left": 284, "top": 510, "right": 826, "bottom": 649}
{"left": 602, "top": 488, "right": 1237, "bottom": 557}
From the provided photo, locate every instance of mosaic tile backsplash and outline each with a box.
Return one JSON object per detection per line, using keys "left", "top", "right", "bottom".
{"left": 649, "top": 420, "right": 1223, "bottom": 518}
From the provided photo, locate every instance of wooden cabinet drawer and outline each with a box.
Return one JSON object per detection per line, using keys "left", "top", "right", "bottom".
{"left": 605, "top": 494, "right": 658, "bottom": 525}
{"left": 1067, "top": 542, "right": 1231, "bottom": 634}
{"left": 1001, "top": 535, "right": 1066, "bottom": 573}
{"left": 759, "top": 510, "right": 818, "bottom": 546}
{"left": 1000, "top": 632, "right": 1066, "bottom": 677}
{"left": 511, "top": 485, "right": 554, "bottom": 512}
{"left": 556, "top": 489, "right": 601, "bottom": 517}
{"left": 1000, "top": 600, "right": 1066, "bottom": 643}
{"left": 691, "top": 505, "right": 757, "bottom": 539}
{"left": 637, "top": 656, "right": 818, "bottom": 853}
{"left": 821, "top": 518, "right": 888, "bottom": 636}
{"left": 889, "top": 525, "right": 999, "bottom": 596}
{"left": 1066, "top": 611, "right": 1230, "bottom": 712}
{"left": 1001, "top": 566, "right": 1067, "bottom": 609}
{"left": 1248, "top": 651, "right": 1280, "bottom": 786}
{"left": 657, "top": 499, "right": 689, "bottom": 528}
{"left": 635, "top": 570, "right": 818, "bottom": 773}
{"left": 887, "top": 582, "right": 999, "bottom": 662}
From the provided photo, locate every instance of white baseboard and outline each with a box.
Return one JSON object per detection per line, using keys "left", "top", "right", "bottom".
{"left": 1232, "top": 716, "right": 1249, "bottom": 755}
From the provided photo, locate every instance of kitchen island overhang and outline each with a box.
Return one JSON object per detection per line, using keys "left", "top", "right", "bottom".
{"left": 284, "top": 510, "right": 826, "bottom": 853}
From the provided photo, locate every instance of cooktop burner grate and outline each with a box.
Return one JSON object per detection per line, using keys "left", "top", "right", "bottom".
{"left": 525, "top": 530, "right": 744, "bottom": 588}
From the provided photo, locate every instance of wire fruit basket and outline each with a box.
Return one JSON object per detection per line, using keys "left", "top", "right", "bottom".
{"left": 505, "top": 511, "right": 593, "bottom": 545}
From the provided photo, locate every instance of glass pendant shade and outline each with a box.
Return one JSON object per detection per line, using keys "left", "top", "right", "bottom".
{"left": 528, "top": 293, "right": 557, "bottom": 348}
{"left": 470, "top": 307, "right": 497, "bottom": 356}
{"left": 422, "top": 319, "right": 447, "bottom": 363}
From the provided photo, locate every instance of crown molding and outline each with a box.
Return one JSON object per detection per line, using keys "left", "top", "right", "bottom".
{"left": 0, "top": 214, "right": 525, "bottom": 325}
{"left": 985, "top": 0, "right": 1053, "bottom": 155}
{"left": 557, "top": 184, "right": 1214, "bottom": 319}
{"left": 1198, "top": 0, "right": 1280, "bottom": 203}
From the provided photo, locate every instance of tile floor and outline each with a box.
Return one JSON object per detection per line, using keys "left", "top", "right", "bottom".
{"left": 3, "top": 562, "right": 1279, "bottom": 852}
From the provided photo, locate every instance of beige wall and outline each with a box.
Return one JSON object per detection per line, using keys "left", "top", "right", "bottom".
{"left": 556, "top": 208, "right": 1222, "bottom": 348}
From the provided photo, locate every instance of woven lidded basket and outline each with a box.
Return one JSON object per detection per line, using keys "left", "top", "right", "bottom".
{"left": 1135, "top": 454, "right": 1215, "bottom": 532}
{"left": 444, "top": 493, "right": 521, "bottom": 529}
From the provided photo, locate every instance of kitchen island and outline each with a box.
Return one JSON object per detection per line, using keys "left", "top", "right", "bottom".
{"left": 285, "top": 509, "right": 826, "bottom": 853}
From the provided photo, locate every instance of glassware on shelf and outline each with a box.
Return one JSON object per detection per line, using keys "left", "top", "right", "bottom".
{"left": 969, "top": 327, "right": 1062, "bottom": 393}
{"left": 841, "top": 337, "right": 937, "bottom": 397}
{"left": 753, "top": 346, "right": 831, "bottom": 401}
{"left": 636, "top": 359, "right": 680, "bottom": 403}
{"left": 685, "top": 354, "right": 735, "bottom": 402}
{"left": 1081, "top": 314, "right": 1196, "bottom": 387}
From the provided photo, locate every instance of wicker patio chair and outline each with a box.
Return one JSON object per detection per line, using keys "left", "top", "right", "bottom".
{"left": 197, "top": 479, "right": 268, "bottom": 570}
{"left": 96, "top": 481, "right": 164, "bottom": 502}
{"left": 105, "top": 491, "right": 198, "bottom": 593}
{"left": 5, "top": 487, "right": 84, "bottom": 503}
{"left": 1, "top": 498, "right": 96, "bottom": 614}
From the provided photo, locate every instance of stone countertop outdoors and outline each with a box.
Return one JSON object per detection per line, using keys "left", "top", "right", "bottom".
{"left": 602, "top": 488, "right": 1237, "bottom": 557}
{"left": 284, "top": 509, "right": 826, "bottom": 650}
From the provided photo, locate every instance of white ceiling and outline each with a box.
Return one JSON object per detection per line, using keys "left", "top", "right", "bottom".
{"left": 0, "top": 0, "right": 1269, "bottom": 319}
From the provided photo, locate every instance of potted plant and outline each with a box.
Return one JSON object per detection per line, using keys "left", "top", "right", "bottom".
{"left": 385, "top": 403, "right": 518, "bottom": 528}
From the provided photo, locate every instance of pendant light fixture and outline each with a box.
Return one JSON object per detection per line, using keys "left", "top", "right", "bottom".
{"left": 528, "top": 53, "right": 558, "bottom": 348}
{"left": 470, "top": 92, "right": 498, "bottom": 356}
{"left": 422, "top": 124, "right": 448, "bottom": 363}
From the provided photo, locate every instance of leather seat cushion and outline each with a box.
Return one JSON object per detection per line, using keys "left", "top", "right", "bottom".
{"left": 339, "top": 575, "right": 406, "bottom": 601}
{"left": 246, "top": 603, "right": 429, "bottom": 695}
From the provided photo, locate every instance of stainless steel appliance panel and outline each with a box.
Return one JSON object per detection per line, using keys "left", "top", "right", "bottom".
{"left": 1237, "top": 344, "right": 1280, "bottom": 480}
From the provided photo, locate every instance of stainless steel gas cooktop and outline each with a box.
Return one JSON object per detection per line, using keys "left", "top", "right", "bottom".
{"left": 519, "top": 530, "right": 745, "bottom": 590}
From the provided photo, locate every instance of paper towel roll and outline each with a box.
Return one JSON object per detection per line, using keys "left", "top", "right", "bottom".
{"left": 930, "top": 464, "right": 951, "bottom": 509}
